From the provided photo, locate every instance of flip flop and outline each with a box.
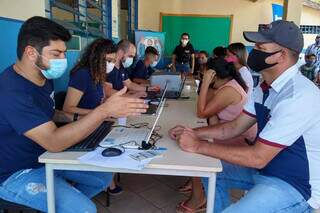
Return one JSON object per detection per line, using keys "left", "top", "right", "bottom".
{"left": 178, "top": 184, "right": 192, "bottom": 194}
{"left": 176, "top": 199, "right": 207, "bottom": 213}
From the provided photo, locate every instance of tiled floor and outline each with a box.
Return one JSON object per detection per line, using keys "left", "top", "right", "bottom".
{"left": 93, "top": 174, "right": 244, "bottom": 213}
{"left": 94, "top": 174, "right": 320, "bottom": 213}
{"left": 93, "top": 174, "right": 190, "bottom": 213}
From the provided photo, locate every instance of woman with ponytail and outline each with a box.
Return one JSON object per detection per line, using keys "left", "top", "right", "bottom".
{"left": 176, "top": 58, "right": 257, "bottom": 213}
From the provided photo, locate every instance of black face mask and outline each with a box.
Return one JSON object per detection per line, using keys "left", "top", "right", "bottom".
{"left": 247, "top": 49, "right": 281, "bottom": 72}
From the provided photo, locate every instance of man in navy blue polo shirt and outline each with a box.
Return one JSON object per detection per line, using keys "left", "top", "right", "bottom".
{"left": 0, "top": 16, "right": 147, "bottom": 212}
{"left": 131, "top": 46, "right": 159, "bottom": 84}
{"left": 170, "top": 20, "right": 320, "bottom": 212}
{"left": 105, "top": 40, "right": 160, "bottom": 97}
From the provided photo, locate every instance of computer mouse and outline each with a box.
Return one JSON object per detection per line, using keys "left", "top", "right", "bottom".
{"left": 101, "top": 147, "right": 123, "bottom": 157}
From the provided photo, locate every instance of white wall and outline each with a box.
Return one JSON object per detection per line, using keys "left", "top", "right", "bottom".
{"left": 0, "top": 0, "right": 45, "bottom": 20}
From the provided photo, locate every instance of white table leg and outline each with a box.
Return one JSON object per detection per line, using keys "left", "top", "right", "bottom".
{"left": 206, "top": 173, "right": 217, "bottom": 213}
{"left": 46, "top": 164, "right": 55, "bottom": 213}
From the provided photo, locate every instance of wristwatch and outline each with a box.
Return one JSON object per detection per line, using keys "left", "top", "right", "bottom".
{"left": 73, "top": 113, "right": 79, "bottom": 121}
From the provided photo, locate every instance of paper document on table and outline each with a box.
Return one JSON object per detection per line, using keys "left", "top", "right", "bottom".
{"left": 78, "top": 147, "right": 165, "bottom": 170}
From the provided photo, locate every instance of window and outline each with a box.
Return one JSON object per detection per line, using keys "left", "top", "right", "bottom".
{"left": 47, "top": 0, "right": 111, "bottom": 38}
{"left": 300, "top": 25, "right": 320, "bottom": 34}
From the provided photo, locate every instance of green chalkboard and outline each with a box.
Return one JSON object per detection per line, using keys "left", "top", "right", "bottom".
{"left": 161, "top": 14, "right": 232, "bottom": 56}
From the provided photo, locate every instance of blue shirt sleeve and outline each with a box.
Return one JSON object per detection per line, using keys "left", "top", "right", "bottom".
{"left": 131, "top": 60, "right": 148, "bottom": 79}
{"left": 68, "top": 69, "right": 90, "bottom": 93}
{"left": 1, "top": 92, "right": 51, "bottom": 135}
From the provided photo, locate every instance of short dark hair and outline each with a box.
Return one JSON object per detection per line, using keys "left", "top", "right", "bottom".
{"left": 145, "top": 46, "right": 159, "bottom": 56}
{"left": 199, "top": 50, "right": 208, "bottom": 57}
{"left": 306, "top": 53, "right": 316, "bottom": 59}
{"left": 17, "top": 16, "right": 71, "bottom": 60}
{"left": 181, "top": 32, "right": 190, "bottom": 39}
{"left": 213, "top": 46, "right": 227, "bottom": 58}
{"left": 117, "top": 39, "right": 133, "bottom": 53}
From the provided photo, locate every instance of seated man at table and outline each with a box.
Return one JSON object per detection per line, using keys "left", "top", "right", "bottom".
{"left": 104, "top": 39, "right": 160, "bottom": 97}
{"left": 130, "top": 46, "right": 159, "bottom": 85}
{"left": 0, "top": 16, "right": 147, "bottom": 213}
{"left": 169, "top": 20, "right": 320, "bottom": 212}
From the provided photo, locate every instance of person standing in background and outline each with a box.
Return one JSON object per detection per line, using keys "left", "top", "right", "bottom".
{"left": 172, "top": 33, "right": 195, "bottom": 79}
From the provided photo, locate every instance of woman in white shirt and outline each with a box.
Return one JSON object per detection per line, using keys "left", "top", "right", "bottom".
{"left": 225, "top": 42, "right": 254, "bottom": 98}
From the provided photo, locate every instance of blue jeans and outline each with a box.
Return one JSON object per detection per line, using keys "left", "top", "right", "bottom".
{"left": 202, "top": 161, "right": 313, "bottom": 213}
{"left": 176, "top": 63, "right": 190, "bottom": 73}
{"left": 0, "top": 167, "right": 112, "bottom": 213}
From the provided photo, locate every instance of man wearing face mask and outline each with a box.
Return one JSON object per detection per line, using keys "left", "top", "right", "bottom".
{"left": 131, "top": 46, "right": 159, "bottom": 84}
{"left": 172, "top": 32, "right": 195, "bottom": 79}
{"left": 169, "top": 20, "right": 320, "bottom": 212}
{"left": 0, "top": 17, "right": 148, "bottom": 212}
{"left": 105, "top": 39, "right": 160, "bottom": 97}
{"left": 305, "top": 34, "right": 320, "bottom": 71}
{"left": 300, "top": 54, "right": 318, "bottom": 82}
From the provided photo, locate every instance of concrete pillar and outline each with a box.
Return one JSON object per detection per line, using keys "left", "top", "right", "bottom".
{"left": 283, "top": 0, "right": 303, "bottom": 25}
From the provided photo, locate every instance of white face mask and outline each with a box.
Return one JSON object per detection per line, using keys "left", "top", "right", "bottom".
{"left": 122, "top": 57, "right": 134, "bottom": 68}
{"left": 106, "top": 61, "right": 115, "bottom": 74}
{"left": 150, "top": 60, "right": 158, "bottom": 68}
{"left": 181, "top": 39, "right": 189, "bottom": 46}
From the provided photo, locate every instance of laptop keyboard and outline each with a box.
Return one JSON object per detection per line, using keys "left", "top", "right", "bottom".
{"left": 66, "top": 121, "right": 114, "bottom": 151}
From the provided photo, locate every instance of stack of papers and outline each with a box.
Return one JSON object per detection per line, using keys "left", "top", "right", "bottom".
{"left": 78, "top": 147, "right": 165, "bottom": 170}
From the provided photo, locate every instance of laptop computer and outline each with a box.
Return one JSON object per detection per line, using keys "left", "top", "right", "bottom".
{"left": 144, "top": 83, "right": 168, "bottom": 115}
{"left": 165, "top": 77, "right": 186, "bottom": 99}
{"left": 99, "top": 102, "right": 165, "bottom": 149}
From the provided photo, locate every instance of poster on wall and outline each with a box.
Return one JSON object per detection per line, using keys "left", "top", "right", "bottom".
{"left": 272, "top": 4, "right": 283, "bottom": 21}
{"left": 135, "top": 30, "right": 166, "bottom": 68}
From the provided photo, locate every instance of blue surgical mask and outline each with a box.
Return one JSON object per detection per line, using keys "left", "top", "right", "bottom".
{"left": 306, "top": 60, "right": 316, "bottom": 67}
{"left": 40, "top": 58, "right": 68, "bottom": 79}
{"left": 122, "top": 57, "right": 134, "bottom": 68}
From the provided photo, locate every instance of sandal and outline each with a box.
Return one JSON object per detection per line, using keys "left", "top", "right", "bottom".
{"left": 178, "top": 179, "right": 192, "bottom": 194}
{"left": 176, "top": 199, "right": 207, "bottom": 213}
{"left": 178, "top": 184, "right": 192, "bottom": 194}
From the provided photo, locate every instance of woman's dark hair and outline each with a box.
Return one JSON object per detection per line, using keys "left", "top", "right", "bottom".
{"left": 181, "top": 32, "right": 190, "bottom": 39}
{"left": 71, "top": 38, "right": 116, "bottom": 84}
{"left": 213, "top": 46, "right": 227, "bottom": 58}
{"left": 17, "top": 16, "right": 71, "bottom": 60}
{"left": 208, "top": 58, "right": 248, "bottom": 91}
{"left": 199, "top": 50, "right": 209, "bottom": 58}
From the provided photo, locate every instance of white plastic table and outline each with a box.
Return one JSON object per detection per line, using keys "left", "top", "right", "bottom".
{"left": 39, "top": 85, "right": 222, "bottom": 213}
